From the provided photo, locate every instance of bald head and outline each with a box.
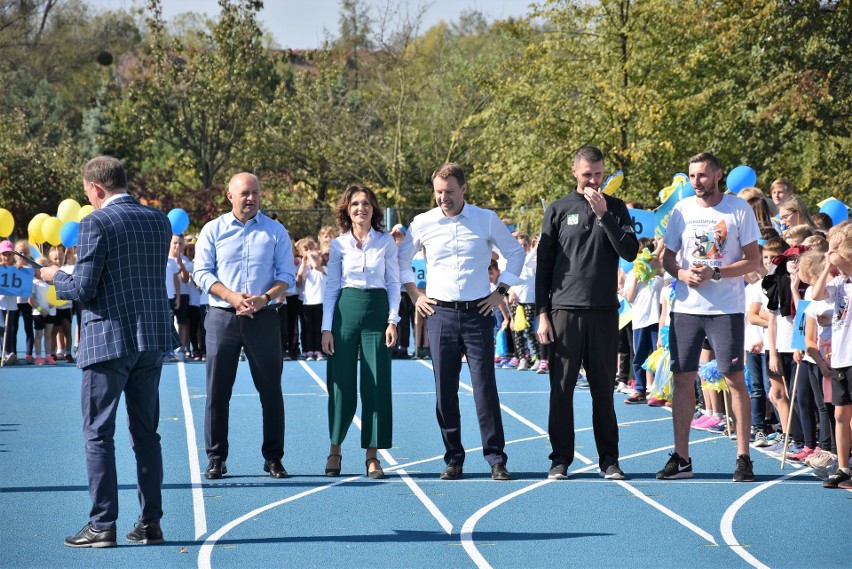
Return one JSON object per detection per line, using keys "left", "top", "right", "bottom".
{"left": 227, "top": 172, "right": 261, "bottom": 222}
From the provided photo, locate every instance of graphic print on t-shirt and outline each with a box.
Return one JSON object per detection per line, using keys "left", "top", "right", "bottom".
{"left": 690, "top": 218, "right": 727, "bottom": 264}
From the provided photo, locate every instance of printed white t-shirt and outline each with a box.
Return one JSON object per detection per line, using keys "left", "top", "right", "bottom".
{"left": 625, "top": 271, "right": 664, "bottom": 329}
{"left": 664, "top": 194, "right": 760, "bottom": 315}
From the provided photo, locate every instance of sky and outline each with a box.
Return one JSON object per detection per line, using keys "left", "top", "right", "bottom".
{"left": 86, "top": 0, "right": 538, "bottom": 49}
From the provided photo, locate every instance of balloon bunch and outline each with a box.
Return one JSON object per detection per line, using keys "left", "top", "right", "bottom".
{"left": 24, "top": 200, "right": 93, "bottom": 248}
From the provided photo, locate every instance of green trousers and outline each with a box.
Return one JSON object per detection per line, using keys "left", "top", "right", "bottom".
{"left": 327, "top": 288, "right": 393, "bottom": 448}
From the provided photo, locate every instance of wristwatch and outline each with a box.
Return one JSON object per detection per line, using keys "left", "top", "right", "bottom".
{"left": 496, "top": 285, "right": 509, "bottom": 296}
{"left": 711, "top": 267, "right": 722, "bottom": 282}
{"left": 263, "top": 293, "right": 272, "bottom": 304}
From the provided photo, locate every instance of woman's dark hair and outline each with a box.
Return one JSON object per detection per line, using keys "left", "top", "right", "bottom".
{"left": 334, "top": 185, "right": 384, "bottom": 233}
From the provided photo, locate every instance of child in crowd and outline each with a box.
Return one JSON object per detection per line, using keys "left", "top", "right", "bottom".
{"left": 390, "top": 224, "right": 413, "bottom": 359}
{"left": 1, "top": 240, "right": 18, "bottom": 364}
{"left": 183, "top": 235, "right": 205, "bottom": 361}
{"left": 318, "top": 225, "right": 337, "bottom": 266}
{"left": 812, "top": 212, "right": 833, "bottom": 233}
{"left": 782, "top": 245, "right": 825, "bottom": 462}
{"left": 48, "top": 245, "right": 74, "bottom": 363}
{"left": 30, "top": 257, "right": 56, "bottom": 365}
{"left": 798, "top": 249, "right": 836, "bottom": 462}
{"left": 282, "top": 234, "right": 303, "bottom": 360}
{"left": 783, "top": 224, "right": 814, "bottom": 246}
{"left": 13, "top": 240, "right": 35, "bottom": 363}
{"left": 170, "top": 234, "right": 192, "bottom": 361}
{"left": 811, "top": 227, "right": 852, "bottom": 488}
{"left": 489, "top": 259, "right": 514, "bottom": 368}
{"left": 624, "top": 237, "right": 665, "bottom": 404}
{"left": 163, "top": 236, "right": 182, "bottom": 362}
{"left": 744, "top": 241, "right": 773, "bottom": 446}
{"left": 748, "top": 237, "right": 789, "bottom": 446}
{"left": 507, "top": 233, "right": 541, "bottom": 371}
{"left": 296, "top": 237, "right": 327, "bottom": 360}
{"left": 763, "top": 238, "right": 808, "bottom": 455}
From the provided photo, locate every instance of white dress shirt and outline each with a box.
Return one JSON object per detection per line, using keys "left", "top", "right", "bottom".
{"left": 322, "top": 229, "right": 401, "bottom": 331}
{"left": 399, "top": 202, "right": 524, "bottom": 301}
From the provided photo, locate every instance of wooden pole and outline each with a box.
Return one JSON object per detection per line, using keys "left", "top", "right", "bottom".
{"left": 781, "top": 362, "right": 802, "bottom": 470}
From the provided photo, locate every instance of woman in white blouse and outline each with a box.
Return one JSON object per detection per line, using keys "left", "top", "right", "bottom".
{"left": 321, "top": 185, "right": 400, "bottom": 479}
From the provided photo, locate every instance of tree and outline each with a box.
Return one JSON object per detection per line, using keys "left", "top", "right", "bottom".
{"left": 120, "top": 0, "right": 278, "bottom": 197}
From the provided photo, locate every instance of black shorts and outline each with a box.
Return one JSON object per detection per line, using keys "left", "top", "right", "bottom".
{"left": 832, "top": 366, "right": 852, "bottom": 407}
{"left": 174, "top": 294, "right": 190, "bottom": 324}
{"left": 33, "top": 314, "right": 54, "bottom": 330}
{"left": 669, "top": 312, "right": 745, "bottom": 374}
{"left": 54, "top": 308, "right": 72, "bottom": 326}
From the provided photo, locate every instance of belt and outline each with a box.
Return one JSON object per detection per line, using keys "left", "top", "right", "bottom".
{"left": 431, "top": 297, "right": 488, "bottom": 310}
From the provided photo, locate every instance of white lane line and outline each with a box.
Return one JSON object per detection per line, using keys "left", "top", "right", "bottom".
{"left": 177, "top": 361, "right": 207, "bottom": 539}
{"left": 198, "top": 360, "right": 455, "bottom": 569}
{"left": 197, "top": 475, "right": 360, "bottom": 569}
{"left": 414, "top": 360, "right": 718, "bottom": 565}
{"left": 299, "top": 361, "right": 454, "bottom": 535}
{"left": 720, "top": 468, "right": 809, "bottom": 569}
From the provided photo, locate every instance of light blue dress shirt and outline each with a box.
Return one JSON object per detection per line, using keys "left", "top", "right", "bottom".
{"left": 193, "top": 211, "right": 296, "bottom": 309}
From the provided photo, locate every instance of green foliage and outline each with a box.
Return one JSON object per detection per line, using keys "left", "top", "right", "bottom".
{"left": 2, "top": 0, "right": 849, "bottom": 239}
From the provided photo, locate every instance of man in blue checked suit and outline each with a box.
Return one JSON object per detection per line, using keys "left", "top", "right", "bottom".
{"left": 41, "top": 156, "right": 180, "bottom": 548}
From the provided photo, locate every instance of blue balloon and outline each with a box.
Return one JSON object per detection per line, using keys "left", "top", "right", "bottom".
{"left": 60, "top": 221, "right": 79, "bottom": 248}
{"left": 726, "top": 165, "right": 757, "bottom": 194}
{"left": 168, "top": 208, "right": 190, "bottom": 235}
{"left": 819, "top": 199, "right": 849, "bottom": 226}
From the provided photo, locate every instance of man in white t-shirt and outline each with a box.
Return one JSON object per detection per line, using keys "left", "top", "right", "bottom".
{"left": 659, "top": 152, "right": 761, "bottom": 482}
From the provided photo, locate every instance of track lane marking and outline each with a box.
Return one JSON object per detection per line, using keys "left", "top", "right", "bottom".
{"left": 414, "top": 360, "right": 718, "bottom": 566}
{"left": 720, "top": 468, "right": 810, "bottom": 569}
{"left": 177, "top": 361, "right": 207, "bottom": 539}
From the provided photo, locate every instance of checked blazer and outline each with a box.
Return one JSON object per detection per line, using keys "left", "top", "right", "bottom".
{"left": 53, "top": 195, "right": 180, "bottom": 368}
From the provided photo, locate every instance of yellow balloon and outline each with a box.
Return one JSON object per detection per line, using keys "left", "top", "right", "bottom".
{"left": 77, "top": 204, "right": 94, "bottom": 222}
{"left": 28, "top": 213, "right": 49, "bottom": 243}
{"left": 57, "top": 199, "right": 81, "bottom": 223}
{"left": 42, "top": 216, "right": 64, "bottom": 247}
{"left": 47, "top": 285, "right": 66, "bottom": 307}
{"left": 0, "top": 208, "right": 14, "bottom": 237}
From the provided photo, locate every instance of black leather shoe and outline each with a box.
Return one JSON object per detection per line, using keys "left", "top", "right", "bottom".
{"left": 64, "top": 523, "right": 117, "bottom": 548}
{"left": 264, "top": 459, "right": 289, "bottom": 478}
{"left": 491, "top": 463, "right": 511, "bottom": 481}
{"left": 126, "top": 522, "right": 164, "bottom": 544}
{"left": 440, "top": 463, "right": 463, "bottom": 480}
{"left": 205, "top": 459, "right": 227, "bottom": 479}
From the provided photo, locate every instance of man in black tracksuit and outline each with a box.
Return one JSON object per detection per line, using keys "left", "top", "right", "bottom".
{"left": 536, "top": 145, "right": 639, "bottom": 480}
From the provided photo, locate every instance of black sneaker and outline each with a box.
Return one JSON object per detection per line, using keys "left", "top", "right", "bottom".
{"left": 126, "top": 522, "right": 164, "bottom": 544}
{"left": 823, "top": 468, "right": 852, "bottom": 488}
{"left": 656, "top": 452, "right": 693, "bottom": 479}
{"left": 547, "top": 461, "right": 569, "bottom": 480}
{"left": 600, "top": 464, "right": 626, "bottom": 480}
{"left": 732, "top": 454, "right": 755, "bottom": 482}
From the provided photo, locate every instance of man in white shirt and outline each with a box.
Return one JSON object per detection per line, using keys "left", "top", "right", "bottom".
{"left": 400, "top": 163, "right": 524, "bottom": 481}
{"left": 660, "top": 152, "right": 761, "bottom": 482}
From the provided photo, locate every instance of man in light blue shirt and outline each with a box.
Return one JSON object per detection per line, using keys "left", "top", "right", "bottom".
{"left": 194, "top": 172, "right": 296, "bottom": 480}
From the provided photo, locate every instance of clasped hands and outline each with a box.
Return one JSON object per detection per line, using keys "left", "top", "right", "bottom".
{"left": 228, "top": 292, "right": 267, "bottom": 317}
{"left": 681, "top": 262, "right": 713, "bottom": 287}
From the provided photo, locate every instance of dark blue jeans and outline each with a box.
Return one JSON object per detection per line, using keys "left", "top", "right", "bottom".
{"left": 747, "top": 351, "right": 771, "bottom": 431}
{"left": 82, "top": 350, "right": 164, "bottom": 530}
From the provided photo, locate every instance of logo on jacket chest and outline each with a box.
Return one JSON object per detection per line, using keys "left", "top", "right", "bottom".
{"left": 565, "top": 214, "right": 580, "bottom": 226}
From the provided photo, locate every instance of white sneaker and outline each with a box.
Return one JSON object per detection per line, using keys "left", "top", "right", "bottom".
{"left": 615, "top": 381, "right": 632, "bottom": 394}
{"left": 517, "top": 358, "right": 529, "bottom": 371}
{"left": 174, "top": 348, "right": 186, "bottom": 362}
{"left": 752, "top": 431, "right": 770, "bottom": 448}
